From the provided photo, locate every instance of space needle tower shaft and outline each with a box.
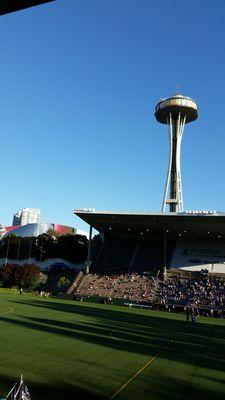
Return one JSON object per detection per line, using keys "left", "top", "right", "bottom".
{"left": 155, "top": 94, "right": 198, "bottom": 213}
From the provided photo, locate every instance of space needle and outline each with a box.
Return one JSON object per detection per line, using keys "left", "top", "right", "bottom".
{"left": 155, "top": 94, "right": 198, "bottom": 213}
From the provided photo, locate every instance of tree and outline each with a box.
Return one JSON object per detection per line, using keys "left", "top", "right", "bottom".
{"left": 0, "top": 264, "right": 40, "bottom": 289}
{"left": 57, "top": 276, "right": 71, "bottom": 288}
{"left": 0, "top": 236, "right": 37, "bottom": 260}
{"left": 34, "top": 234, "right": 55, "bottom": 260}
{"left": 0, "top": 234, "right": 18, "bottom": 259}
{"left": 0, "top": 232, "right": 89, "bottom": 264}
{"left": 46, "top": 229, "right": 61, "bottom": 240}
{"left": 56, "top": 234, "right": 88, "bottom": 263}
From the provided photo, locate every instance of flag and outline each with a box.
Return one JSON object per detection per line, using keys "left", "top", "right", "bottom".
{"left": 15, "top": 376, "right": 31, "bottom": 400}
{"left": 17, "top": 383, "right": 31, "bottom": 400}
{"left": 5, "top": 377, "right": 31, "bottom": 400}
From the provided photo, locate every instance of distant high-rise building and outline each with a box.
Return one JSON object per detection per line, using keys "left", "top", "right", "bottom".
{"left": 13, "top": 208, "right": 41, "bottom": 226}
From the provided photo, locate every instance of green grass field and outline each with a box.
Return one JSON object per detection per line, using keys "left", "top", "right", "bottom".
{"left": 0, "top": 290, "right": 225, "bottom": 400}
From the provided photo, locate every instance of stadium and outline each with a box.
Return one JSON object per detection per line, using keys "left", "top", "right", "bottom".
{"left": 1, "top": 91, "right": 225, "bottom": 400}
{"left": 75, "top": 209, "right": 225, "bottom": 274}
{"left": 1, "top": 89, "right": 225, "bottom": 400}
{"left": 1, "top": 2, "right": 225, "bottom": 400}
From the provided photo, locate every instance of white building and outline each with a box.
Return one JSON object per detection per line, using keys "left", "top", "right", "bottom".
{"left": 13, "top": 208, "right": 41, "bottom": 226}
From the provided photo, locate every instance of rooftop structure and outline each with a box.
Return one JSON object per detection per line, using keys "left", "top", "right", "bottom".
{"left": 74, "top": 210, "right": 225, "bottom": 273}
{"left": 13, "top": 208, "right": 41, "bottom": 226}
{"left": 1, "top": 222, "right": 76, "bottom": 238}
{"left": 155, "top": 94, "right": 198, "bottom": 213}
{"left": 0, "top": 0, "right": 55, "bottom": 15}
{"left": 74, "top": 210, "right": 225, "bottom": 240}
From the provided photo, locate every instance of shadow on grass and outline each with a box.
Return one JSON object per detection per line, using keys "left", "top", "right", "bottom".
{"left": 10, "top": 298, "right": 186, "bottom": 329}
{"left": 0, "top": 299, "right": 225, "bottom": 400}
{"left": 123, "top": 370, "right": 225, "bottom": 400}
{"left": 10, "top": 298, "right": 173, "bottom": 329}
{"left": 2, "top": 300, "right": 225, "bottom": 370}
{"left": 2, "top": 313, "right": 225, "bottom": 373}
{"left": 0, "top": 373, "right": 103, "bottom": 400}
{"left": 1, "top": 366, "right": 225, "bottom": 400}
{"left": 0, "top": 313, "right": 178, "bottom": 356}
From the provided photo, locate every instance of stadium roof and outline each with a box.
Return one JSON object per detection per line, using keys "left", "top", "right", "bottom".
{"left": 0, "top": 0, "right": 55, "bottom": 15}
{"left": 74, "top": 210, "right": 225, "bottom": 240}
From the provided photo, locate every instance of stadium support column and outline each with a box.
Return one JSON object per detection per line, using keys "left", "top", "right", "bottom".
{"left": 86, "top": 225, "right": 93, "bottom": 274}
{"left": 163, "top": 231, "right": 167, "bottom": 281}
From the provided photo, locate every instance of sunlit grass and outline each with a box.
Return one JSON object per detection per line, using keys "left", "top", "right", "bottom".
{"left": 0, "top": 290, "right": 224, "bottom": 400}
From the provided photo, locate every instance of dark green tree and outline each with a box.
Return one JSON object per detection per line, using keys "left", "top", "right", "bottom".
{"left": 56, "top": 234, "right": 88, "bottom": 262}
{"left": 0, "top": 264, "right": 40, "bottom": 289}
{"left": 57, "top": 276, "right": 71, "bottom": 288}
{"left": 34, "top": 234, "right": 56, "bottom": 260}
{"left": 0, "top": 232, "right": 88, "bottom": 264}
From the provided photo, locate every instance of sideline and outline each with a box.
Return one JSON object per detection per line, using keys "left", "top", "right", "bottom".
{"left": 109, "top": 324, "right": 189, "bottom": 399}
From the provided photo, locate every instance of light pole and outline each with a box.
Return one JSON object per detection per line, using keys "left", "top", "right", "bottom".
{"left": 17, "top": 238, "right": 21, "bottom": 261}
{"left": 28, "top": 237, "right": 33, "bottom": 262}
{"left": 5, "top": 235, "right": 11, "bottom": 267}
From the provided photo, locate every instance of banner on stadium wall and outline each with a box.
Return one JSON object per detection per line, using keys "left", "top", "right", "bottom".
{"left": 171, "top": 241, "right": 225, "bottom": 273}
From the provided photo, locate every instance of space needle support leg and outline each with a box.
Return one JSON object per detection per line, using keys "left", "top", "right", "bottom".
{"left": 175, "top": 112, "right": 181, "bottom": 212}
{"left": 162, "top": 113, "right": 173, "bottom": 212}
{"left": 176, "top": 114, "right": 186, "bottom": 212}
{"left": 179, "top": 117, "right": 186, "bottom": 210}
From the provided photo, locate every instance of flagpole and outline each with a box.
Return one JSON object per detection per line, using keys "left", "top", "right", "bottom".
{"left": 5, "top": 383, "right": 17, "bottom": 400}
{"left": 14, "top": 376, "right": 23, "bottom": 398}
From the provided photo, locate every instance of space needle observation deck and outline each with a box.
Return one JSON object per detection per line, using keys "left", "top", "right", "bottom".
{"left": 155, "top": 94, "right": 198, "bottom": 213}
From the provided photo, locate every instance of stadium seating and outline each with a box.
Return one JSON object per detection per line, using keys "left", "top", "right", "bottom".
{"left": 75, "top": 272, "right": 157, "bottom": 302}
{"left": 73, "top": 271, "right": 225, "bottom": 316}
{"left": 156, "top": 274, "right": 225, "bottom": 310}
{"left": 67, "top": 271, "right": 84, "bottom": 295}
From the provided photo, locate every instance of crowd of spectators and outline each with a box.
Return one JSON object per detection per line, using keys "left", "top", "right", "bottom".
{"left": 74, "top": 270, "right": 225, "bottom": 317}
{"left": 156, "top": 273, "right": 225, "bottom": 315}
{"left": 76, "top": 272, "right": 157, "bottom": 302}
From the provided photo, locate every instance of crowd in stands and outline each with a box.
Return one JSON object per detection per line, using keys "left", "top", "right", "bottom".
{"left": 157, "top": 273, "right": 225, "bottom": 315}
{"left": 76, "top": 273, "right": 157, "bottom": 302}
{"left": 74, "top": 270, "right": 225, "bottom": 317}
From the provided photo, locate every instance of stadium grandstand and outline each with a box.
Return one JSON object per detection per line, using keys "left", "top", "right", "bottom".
{"left": 69, "top": 209, "right": 225, "bottom": 317}
{"left": 75, "top": 209, "right": 225, "bottom": 275}
{"left": 73, "top": 270, "right": 225, "bottom": 317}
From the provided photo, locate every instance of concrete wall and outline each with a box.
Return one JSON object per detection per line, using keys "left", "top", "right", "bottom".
{"left": 171, "top": 241, "right": 225, "bottom": 273}
{"left": 0, "top": 257, "right": 86, "bottom": 272}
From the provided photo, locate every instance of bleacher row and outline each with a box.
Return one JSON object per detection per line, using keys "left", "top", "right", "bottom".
{"left": 75, "top": 273, "right": 157, "bottom": 302}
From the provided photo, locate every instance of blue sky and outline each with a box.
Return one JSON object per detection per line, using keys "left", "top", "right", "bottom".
{"left": 1, "top": 0, "right": 225, "bottom": 231}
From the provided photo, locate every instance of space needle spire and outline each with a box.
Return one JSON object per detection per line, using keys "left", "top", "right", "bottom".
{"left": 155, "top": 94, "right": 198, "bottom": 213}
